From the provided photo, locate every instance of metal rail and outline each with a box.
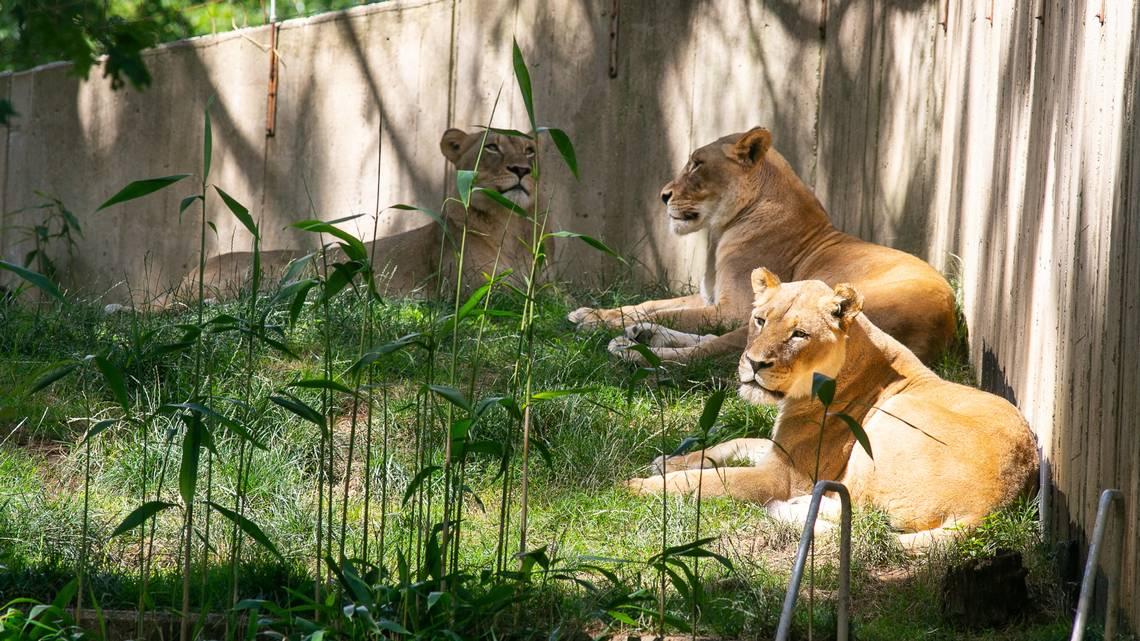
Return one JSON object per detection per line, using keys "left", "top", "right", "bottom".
{"left": 1070, "top": 488, "right": 1124, "bottom": 641}
{"left": 775, "top": 480, "right": 852, "bottom": 641}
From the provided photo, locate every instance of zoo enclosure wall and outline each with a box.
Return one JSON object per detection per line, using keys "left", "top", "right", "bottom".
{"left": 1, "top": 0, "right": 1138, "bottom": 629}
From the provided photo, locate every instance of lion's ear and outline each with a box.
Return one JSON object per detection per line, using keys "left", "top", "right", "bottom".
{"left": 830, "top": 283, "right": 864, "bottom": 328}
{"left": 751, "top": 267, "right": 781, "bottom": 295}
{"left": 440, "top": 129, "right": 469, "bottom": 163}
{"left": 732, "top": 127, "right": 772, "bottom": 166}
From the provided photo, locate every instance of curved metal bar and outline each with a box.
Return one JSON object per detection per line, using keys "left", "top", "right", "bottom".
{"left": 1070, "top": 488, "right": 1124, "bottom": 641}
{"left": 775, "top": 480, "right": 852, "bottom": 641}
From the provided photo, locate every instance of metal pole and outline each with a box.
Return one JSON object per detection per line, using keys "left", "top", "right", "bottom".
{"left": 775, "top": 480, "right": 851, "bottom": 641}
{"left": 1070, "top": 489, "right": 1124, "bottom": 641}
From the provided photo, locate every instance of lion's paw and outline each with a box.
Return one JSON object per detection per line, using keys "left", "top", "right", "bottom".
{"left": 568, "top": 306, "right": 604, "bottom": 329}
{"left": 622, "top": 476, "right": 661, "bottom": 495}
{"left": 625, "top": 322, "right": 664, "bottom": 346}
{"left": 608, "top": 336, "right": 649, "bottom": 363}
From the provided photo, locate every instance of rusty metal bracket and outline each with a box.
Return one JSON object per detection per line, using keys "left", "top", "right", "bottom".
{"left": 266, "top": 22, "right": 280, "bottom": 137}
{"left": 607, "top": 0, "right": 620, "bottom": 79}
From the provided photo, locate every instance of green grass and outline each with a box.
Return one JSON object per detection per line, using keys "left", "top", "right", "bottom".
{"left": 0, "top": 285, "right": 1104, "bottom": 641}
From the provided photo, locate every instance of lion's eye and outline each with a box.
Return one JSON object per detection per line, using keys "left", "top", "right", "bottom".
{"left": 754, "top": 316, "right": 765, "bottom": 329}
{"left": 690, "top": 160, "right": 702, "bottom": 172}
{"left": 791, "top": 329, "right": 809, "bottom": 339}
{"left": 525, "top": 146, "right": 536, "bottom": 157}
{"left": 485, "top": 143, "right": 501, "bottom": 154}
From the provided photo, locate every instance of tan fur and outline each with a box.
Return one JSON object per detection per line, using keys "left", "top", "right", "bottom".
{"left": 569, "top": 126, "right": 956, "bottom": 365}
{"left": 148, "top": 129, "right": 539, "bottom": 309}
{"left": 626, "top": 270, "right": 1038, "bottom": 540}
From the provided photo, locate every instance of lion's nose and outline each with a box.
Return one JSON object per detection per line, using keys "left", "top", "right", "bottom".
{"left": 660, "top": 189, "right": 672, "bottom": 205}
{"left": 508, "top": 164, "right": 531, "bottom": 179}
{"left": 747, "top": 357, "right": 773, "bottom": 371}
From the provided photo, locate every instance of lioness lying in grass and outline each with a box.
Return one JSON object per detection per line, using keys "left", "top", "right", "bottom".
{"left": 626, "top": 268, "right": 1038, "bottom": 548}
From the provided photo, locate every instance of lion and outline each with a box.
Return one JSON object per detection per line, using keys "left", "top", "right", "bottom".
{"left": 625, "top": 268, "right": 1038, "bottom": 547}
{"left": 131, "top": 128, "right": 540, "bottom": 310}
{"left": 568, "top": 126, "right": 956, "bottom": 366}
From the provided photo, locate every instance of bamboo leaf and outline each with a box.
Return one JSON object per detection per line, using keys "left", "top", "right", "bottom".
{"left": 179, "top": 195, "right": 203, "bottom": 218}
{"left": 81, "top": 419, "right": 117, "bottom": 446}
{"left": 538, "top": 127, "right": 578, "bottom": 179}
{"left": 203, "top": 98, "right": 213, "bottom": 178}
{"left": 270, "top": 394, "right": 327, "bottom": 435}
{"left": 27, "top": 362, "right": 79, "bottom": 395}
{"left": 457, "top": 170, "right": 476, "bottom": 208}
{"left": 207, "top": 501, "right": 284, "bottom": 561}
{"left": 179, "top": 418, "right": 205, "bottom": 505}
{"left": 345, "top": 333, "right": 423, "bottom": 378}
{"left": 389, "top": 204, "right": 446, "bottom": 229}
{"left": 287, "top": 378, "right": 356, "bottom": 395}
{"left": 512, "top": 38, "right": 536, "bottom": 132}
{"left": 93, "top": 355, "right": 130, "bottom": 412}
{"left": 543, "top": 231, "right": 625, "bottom": 264}
{"left": 290, "top": 220, "right": 368, "bottom": 262}
{"left": 167, "top": 402, "right": 266, "bottom": 450}
{"left": 811, "top": 372, "right": 836, "bottom": 406}
{"left": 530, "top": 388, "right": 595, "bottom": 401}
{"left": 426, "top": 384, "right": 472, "bottom": 413}
{"left": 0, "top": 260, "right": 65, "bottom": 302}
{"left": 214, "top": 186, "right": 258, "bottom": 239}
{"left": 95, "top": 175, "right": 191, "bottom": 212}
{"left": 472, "top": 187, "right": 530, "bottom": 218}
{"left": 111, "top": 501, "right": 176, "bottom": 536}
{"left": 835, "top": 412, "right": 874, "bottom": 459}
{"left": 699, "top": 389, "right": 727, "bottom": 432}
{"left": 402, "top": 465, "right": 440, "bottom": 504}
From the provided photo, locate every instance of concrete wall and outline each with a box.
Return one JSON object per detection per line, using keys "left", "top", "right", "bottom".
{"left": 3, "top": 0, "right": 1139, "bottom": 628}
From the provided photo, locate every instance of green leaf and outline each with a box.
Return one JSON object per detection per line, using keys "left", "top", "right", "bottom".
{"left": 49, "top": 578, "right": 78, "bottom": 611}
{"left": 402, "top": 465, "right": 440, "bottom": 504}
{"left": 321, "top": 261, "right": 363, "bottom": 303}
{"left": 214, "top": 186, "right": 258, "bottom": 239}
{"left": 627, "top": 343, "right": 662, "bottom": 368}
{"left": 543, "top": 231, "right": 625, "bottom": 264}
{"left": 206, "top": 501, "right": 283, "bottom": 561}
{"left": 699, "top": 389, "right": 727, "bottom": 432}
{"left": 530, "top": 388, "right": 595, "bottom": 401}
{"left": 94, "top": 355, "right": 130, "bottom": 412}
{"left": 472, "top": 187, "right": 530, "bottom": 218}
{"left": 167, "top": 402, "right": 266, "bottom": 450}
{"left": 389, "top": 203, "right": 446, "bottom": 229}
{"left": 457, "top": 170, "right": 476, "bottom": 208}
{"left": 27, "top": 363, "right": 79, "bottom": 395}
{"left": 81, "top": 419, "right": 117, "bottom": 446}
{"left": 95, "top": 175, "right": 191, "bottom": 212}
{"left": 671, "top": 436, "right": 701, "bottom": 457}
{"left": 270, "top": 394, "right": 327, "bottom": 434}
{"left": 344, "top": 333, "right": 423, "bottom": 378}
{"left": 290, "top": 220, "right": 368, "bottom": 263}
{"left": 203, "top": 96, "right": 214, "bottom": 178}
{"left": 512, "top": 38, "right": 536, "bottom": 132}
{"left": 538, "top": 127, "right": 578, "bottom": 179}
{"left": 111, "top": 501, "right": 176, "bottom": 536}
{"left": 0, "top": 260, "right": 65, "bottom": 303}
{"left": 179, "top": 195, "right": 202, "bottom": 217}
{"left": 426, "top": 384, "right": 472, "bottom": 413}
{"left": 287, "top": 378, "right": 356, "bottom": 395}
{"left": 835, "top": 412, "right": 874, "bottom": 459}
{"left": 811, "top": 372, "right": 836, "bottom": 406}
{"left": 179, "top": 418, "right": 205, "bottom": 505}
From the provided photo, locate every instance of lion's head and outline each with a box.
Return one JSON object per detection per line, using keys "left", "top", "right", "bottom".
{"left": 659, "top": 127, "right": 773, "bottom": 235}
{"left": 440, "top": 128, "right": 536, "bottom": 213}
{"left": 737, "top": 268, "right": 864, "bottom": 404}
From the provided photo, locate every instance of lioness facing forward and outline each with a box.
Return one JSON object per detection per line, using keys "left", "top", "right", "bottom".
{"left": 569, "top": 127, "right": 955, "bottom": 365}
{"left": 149, "top": 129, "right": 539, "bottom": 308}
{"left": 626, "top": 269, "right": 1038, "bottom": 545}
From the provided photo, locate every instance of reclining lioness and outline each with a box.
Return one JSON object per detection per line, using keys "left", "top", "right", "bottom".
{"left": 143, "top": 128, "right": 539, "bottom": 308}
{"left": 626, "top": 269, "right": 1038, "bottom": 546}
{"left": 569, "top": 127, "right": 956, "bottom": 365}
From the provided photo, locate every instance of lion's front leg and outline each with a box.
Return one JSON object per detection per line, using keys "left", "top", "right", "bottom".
{"left": 568, "top": 294, "right": 706, "bottom": 330}
{"left": 624, "top": 466, "right": 793, "bottom": 504}
{"left": 607, "top": 327, "right": 748, "bottom": 365}
{"left": 626, "top": 438, "right": 799, "bottom": 504}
